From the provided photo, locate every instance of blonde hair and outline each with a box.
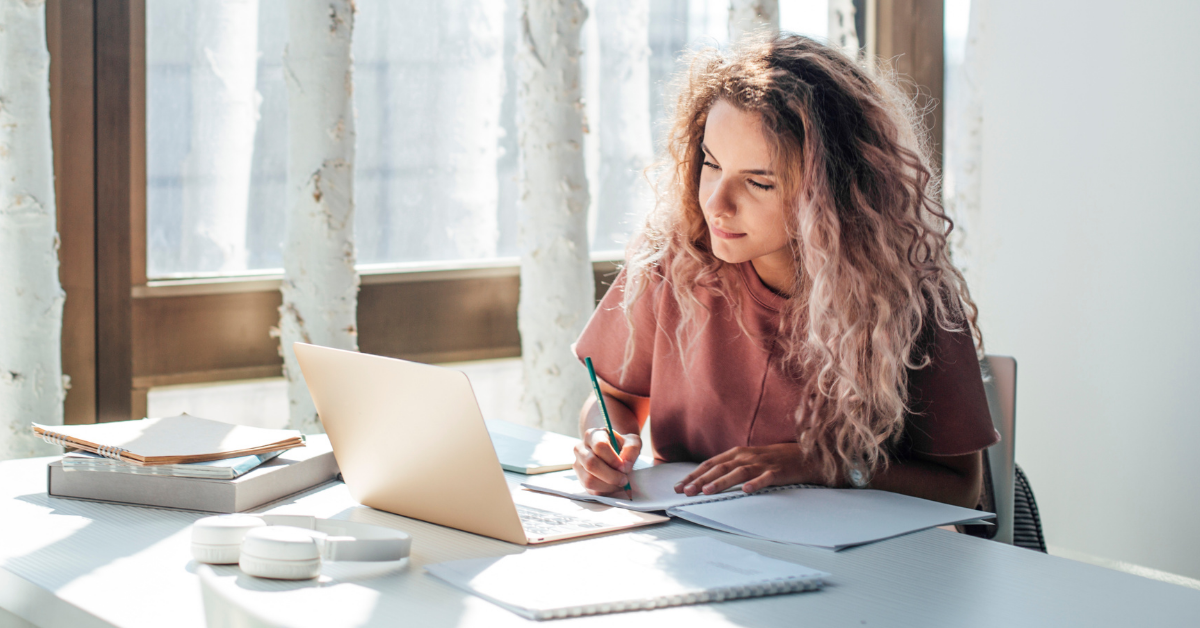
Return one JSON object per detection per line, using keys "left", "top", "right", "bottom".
{"left": 620, "top": 35, "right": 982, "bottom": 484}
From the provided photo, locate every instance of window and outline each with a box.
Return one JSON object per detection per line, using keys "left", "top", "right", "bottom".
{"left": 145, "top": 0, "right": 835, "bottom": 279}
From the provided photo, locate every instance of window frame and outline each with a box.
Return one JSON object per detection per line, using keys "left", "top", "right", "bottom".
{"left": 50, "top": 0, "right": 940, "bottom": 424}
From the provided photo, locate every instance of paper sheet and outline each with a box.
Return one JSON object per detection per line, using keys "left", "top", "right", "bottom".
{"left": 669, "top": 488, "right": 994, "bottom": 550}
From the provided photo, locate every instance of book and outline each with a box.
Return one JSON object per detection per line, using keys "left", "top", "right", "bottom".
{"left": 485, "top": 419, "right": 579, "bottom": 474}
{"left": 523, "top": 464, "right": 993, "bottom": 550}
{"left": 61, "top": 449, "right": 283, "bottom": 480}
{"left": 425, "top": 534, "right": 828, "bottom": 620}
{"left": 47, "top": 435, "right": 338, "bottom": 513}
{"left": 32, "top": 414, "right": 305, "bottom": 466}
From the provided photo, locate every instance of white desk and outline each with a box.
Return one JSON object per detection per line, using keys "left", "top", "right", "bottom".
{"left": 2, "top": 456, "right": 1197, "bottom": 627}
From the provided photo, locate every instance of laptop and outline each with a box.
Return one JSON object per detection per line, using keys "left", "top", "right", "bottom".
{"left": 292, "top": 343, "right": 667, "bottom": 545}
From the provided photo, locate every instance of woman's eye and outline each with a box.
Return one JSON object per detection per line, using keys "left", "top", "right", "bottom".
{"left": 748, "top": 179, "right": 774, "bottom": 191}
{"left": 702, "top": 160, "right": 720, "bottom": 170}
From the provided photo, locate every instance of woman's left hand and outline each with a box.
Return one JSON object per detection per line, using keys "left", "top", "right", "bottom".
{"left": 675, "top": 443, "right": 817, "bottom": 495}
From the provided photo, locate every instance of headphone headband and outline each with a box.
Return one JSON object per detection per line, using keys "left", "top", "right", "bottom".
{"left": 258, "top": 514, "right": 410, "bottom": 561}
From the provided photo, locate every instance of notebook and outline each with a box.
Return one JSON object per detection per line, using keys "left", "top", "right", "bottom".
{"left": 32, "top": 414, "right": 305, "bottom": 466}
{"left": 485, "top": 419, "right": 578, "bottom": 474}
{"left": 425, "top": 534, "right": 828, "bottom": 620}
{"left": 521, "top": 462, "right": 796, "bottom": 511}
{"left": 60, "top": 449, "right": 284, "bottom": 479}
{"left": 523, "top": 463, "right": 994, "bottom": 549}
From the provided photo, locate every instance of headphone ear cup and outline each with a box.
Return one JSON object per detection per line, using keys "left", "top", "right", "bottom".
{"left": 191, "top": 515, "right": 267, "bottom": 565}
{"left": 238, "top": 552, "right": 321, "bottom": 581}
{"left": 191, "top": 543, "right": 242, "bottom": 565}
{"left": 238, "top": 526, "right": 323, "bottom": 580}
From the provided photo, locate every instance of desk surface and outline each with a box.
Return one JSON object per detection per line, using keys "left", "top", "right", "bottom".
{"left": 2, "top": 456, "right": 1197, "bottom": 628}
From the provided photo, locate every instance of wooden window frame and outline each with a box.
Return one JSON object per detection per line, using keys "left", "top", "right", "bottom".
{"left": 48, "top": 0, "right": 943, "bottom": 425}
{"left": 875, "top": 0, "right": 946, "bottom": 165}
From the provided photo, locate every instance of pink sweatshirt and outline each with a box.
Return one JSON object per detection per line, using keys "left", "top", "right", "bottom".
{"left": 574, "top": 261, "right": 999, "bottom": 464}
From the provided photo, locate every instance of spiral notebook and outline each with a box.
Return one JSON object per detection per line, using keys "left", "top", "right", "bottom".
{"left": 425, "top": 534, "right": 828, "bottom": 620}
{"left": 33, "top": 414, "right": 305, "bottom": 466}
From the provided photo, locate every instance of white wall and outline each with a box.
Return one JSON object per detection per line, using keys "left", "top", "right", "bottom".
{"left": 972, "top": 0, "right": 1200, "bottom": 578}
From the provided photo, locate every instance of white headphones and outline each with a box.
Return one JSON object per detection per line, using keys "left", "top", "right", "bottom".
{"left": 191, "top": 514, "right": 412, "bottom": 580}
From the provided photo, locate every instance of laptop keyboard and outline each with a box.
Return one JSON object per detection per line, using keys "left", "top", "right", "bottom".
{"left": 516, "top": 504, "right": 611, "bottom": 537}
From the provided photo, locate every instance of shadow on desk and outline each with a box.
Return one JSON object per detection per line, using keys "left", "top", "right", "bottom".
{"left": 193, "top": 559, "right": 411, "bottom": 592}
{"left": 9, "top": 491, "right": 200, "bottom": 594}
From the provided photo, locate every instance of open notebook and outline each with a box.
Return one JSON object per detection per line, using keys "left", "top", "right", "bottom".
{"left": 523, "top": 463, "right": 993, "bottom": 550}
{"left": 33, "top": 414, "right": 305, "bottom": 466}
{"left": 521, "top": 462, "right": 783, "bottom": 511}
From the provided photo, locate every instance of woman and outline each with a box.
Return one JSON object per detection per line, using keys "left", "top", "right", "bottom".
{"left": 572, "top": 35, "right": 998, "bottom": 509}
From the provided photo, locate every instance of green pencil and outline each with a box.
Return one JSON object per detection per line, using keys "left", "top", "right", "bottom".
{"left": 584, "top": 357, "right": 632, "bottom": 492}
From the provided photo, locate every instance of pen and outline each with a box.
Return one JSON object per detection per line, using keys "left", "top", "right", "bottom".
{"left": 584, "top": 357, "right": 632, "bottom": 493}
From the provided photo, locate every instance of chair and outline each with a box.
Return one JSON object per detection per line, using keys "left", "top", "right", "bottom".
{"left": 967, "top": 355, "right": 1046, "bottom": 552}
{"left": 981, "top": 356, "right": 1017, "bottom": 545}
{"left": 198, "top": 565, "right": 287, "bottom": 628}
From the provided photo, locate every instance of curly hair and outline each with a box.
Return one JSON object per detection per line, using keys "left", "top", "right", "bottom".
{"left": 619, "top": 34, "right": 982, "bottom": 485}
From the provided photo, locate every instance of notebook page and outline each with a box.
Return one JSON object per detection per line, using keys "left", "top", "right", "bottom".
{"left": 425, "top": 535, "right": 828, "bottom": 620}
{"left": 521, "top": 462, "right": 748, "bottom": 511}
{"left": 669, "top": 487, "right": 995, "bottom": 550}
{"left": 35, "top": 415, "right": 303, "bottom": 460}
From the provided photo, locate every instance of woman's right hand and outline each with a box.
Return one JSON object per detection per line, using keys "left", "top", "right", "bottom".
{"left": 573, "top": 428, "right": 641, "bottom": 495}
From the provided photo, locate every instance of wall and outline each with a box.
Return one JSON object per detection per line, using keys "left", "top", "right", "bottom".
{"left": 971, "top": 0, "right": 1200, "bottom": 578}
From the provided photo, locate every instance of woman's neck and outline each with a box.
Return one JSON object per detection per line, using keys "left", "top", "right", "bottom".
{"left": 750, "top": 253, "right": 796, "bottom": 297}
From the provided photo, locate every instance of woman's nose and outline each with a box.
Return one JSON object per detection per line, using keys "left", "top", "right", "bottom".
{"left": 705, "top": 179, "right": 735, "bottom": 218}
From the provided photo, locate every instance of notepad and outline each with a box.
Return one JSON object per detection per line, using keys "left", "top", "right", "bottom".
{"left": 33, "top": 414, "right": 305, "bottom": 466}
{"left": 425, "top": 535, "right": 828, "bottom": 620}
{"left": 485, "top": 419, "right": 579, "bottom": 474}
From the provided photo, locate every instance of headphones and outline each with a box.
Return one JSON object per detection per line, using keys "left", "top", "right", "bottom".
{"left": 191, "top": 514, "right": 412, "bottom": 580}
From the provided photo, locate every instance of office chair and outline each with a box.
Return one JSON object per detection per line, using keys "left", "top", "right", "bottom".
{"left": 964, "top": 355, "right": 1046, "bottom": 552}
{"left": 199, "top": 565, "right": 288, "bottom": 628}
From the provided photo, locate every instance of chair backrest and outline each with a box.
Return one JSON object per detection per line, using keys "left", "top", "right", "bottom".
{"left": 199, "top": 565, "right": 286, "bottom": 628}
{"left": 981, "top": 355, "right": 1017, "bottom": 545}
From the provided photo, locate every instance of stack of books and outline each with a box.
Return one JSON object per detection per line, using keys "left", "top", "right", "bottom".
{"left": 36, "top": 414, "right": 339, "bottom": 513}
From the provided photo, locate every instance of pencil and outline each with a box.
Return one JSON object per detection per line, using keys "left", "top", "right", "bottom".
{"left": 584, "top": 357, "right": 632, "bottom": 492}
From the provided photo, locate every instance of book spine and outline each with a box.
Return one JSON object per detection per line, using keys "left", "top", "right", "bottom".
{"left": 48, "top": 463, "right": 235, "bottom": 512}
{"left": 532, "top": 577, "right": 824, "bottom": 619}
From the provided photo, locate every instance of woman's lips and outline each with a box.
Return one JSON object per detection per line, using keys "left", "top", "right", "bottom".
{"left": 711, "top": 225, "right": 746, "bottom": 239}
